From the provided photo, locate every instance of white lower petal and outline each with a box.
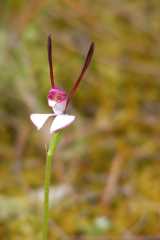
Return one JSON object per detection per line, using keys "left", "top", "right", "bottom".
{"left": 30, "top": 113, "right": 54, "bottom": 130}
{"left": 50, "top": 114, "right": 75, "bottom": 133}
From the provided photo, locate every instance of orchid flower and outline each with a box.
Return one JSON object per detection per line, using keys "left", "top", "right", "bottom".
{"left": 30, "top": 35, "right": 94, "bottom": 240}
{"left": 30, "top": 35, "right": 94, "bottom": 133}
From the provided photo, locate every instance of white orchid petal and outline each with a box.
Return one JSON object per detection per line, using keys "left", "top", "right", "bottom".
{"left": 50, "top": 114, "right": 75, "bottom": 133}
{"left": 52, "top": 100, "right": 67, "bottom": 115}
{"left": 30, "top": 114, "right": 54, "bottom": 130}
{"left": 48, "top": 99, "right": 56, "bottom": 108}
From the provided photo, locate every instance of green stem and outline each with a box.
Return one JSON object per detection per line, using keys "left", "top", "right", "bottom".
{"left": 43, "top": 132, "right": 61, "bottom": 240}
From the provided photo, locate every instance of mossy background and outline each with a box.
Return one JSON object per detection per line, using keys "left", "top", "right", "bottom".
{"left": 0, "top": 0, "right": 160, "bottom": 239}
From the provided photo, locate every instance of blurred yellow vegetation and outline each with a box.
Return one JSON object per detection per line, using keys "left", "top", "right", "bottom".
{"left": 0, "top": 0, "right": 160, "bottom": 239}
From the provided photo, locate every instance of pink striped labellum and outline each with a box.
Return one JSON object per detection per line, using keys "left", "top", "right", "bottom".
{"left": 30, "top": 35, "right": 94, "bottom": 133}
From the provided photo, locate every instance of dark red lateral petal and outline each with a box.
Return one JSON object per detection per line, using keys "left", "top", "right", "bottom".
{"left": 65, "top": 42, "right": 95, "bottom": 111}
{"left": 48, "top": 34, "right": 55, "bottom": 87}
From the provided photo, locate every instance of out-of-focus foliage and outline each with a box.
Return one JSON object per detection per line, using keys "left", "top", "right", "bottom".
{"left": 0, "top": 0, "right": 160, "bottom": 239}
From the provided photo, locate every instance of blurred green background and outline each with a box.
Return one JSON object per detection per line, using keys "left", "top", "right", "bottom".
{"left": 0, "top": 0, "right": 160, "bottom": 239}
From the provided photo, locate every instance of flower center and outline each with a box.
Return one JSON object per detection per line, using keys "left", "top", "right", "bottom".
{"left": 48, "top": 87, "right": 68, "bottom": 103}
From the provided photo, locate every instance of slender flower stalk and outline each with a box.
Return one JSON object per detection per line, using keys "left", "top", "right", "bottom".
{"left": 43, "top": 132, "right": 61, "bottom": 240}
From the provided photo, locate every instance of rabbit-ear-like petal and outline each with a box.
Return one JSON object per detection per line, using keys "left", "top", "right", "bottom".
{"left": 30, "top": 113, "right": 54, "bottom": 130}
{"left": 65, "top": 42, "right": 95, "bottom": 111}
{"left": 48, "top": 34, "right": 55, "bottom": 87}
{"left": 50, "top": 114, "right": 75, "bottom": 133}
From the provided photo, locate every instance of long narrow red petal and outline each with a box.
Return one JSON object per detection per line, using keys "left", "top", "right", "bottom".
{"left": 65, "top": 42, "right": 95, "bottom": 111}
{"left": 48, "top": 34, "right": 55, "bottom": 87}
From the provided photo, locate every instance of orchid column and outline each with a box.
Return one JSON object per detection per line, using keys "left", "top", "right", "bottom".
{"left": 30, "top": 35, "right": 94, "bottom": 239}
